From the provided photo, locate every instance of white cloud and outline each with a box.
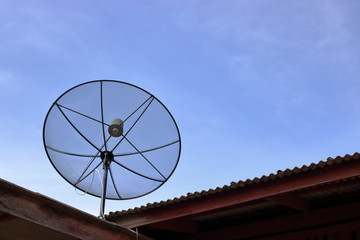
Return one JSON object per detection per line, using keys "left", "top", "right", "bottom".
{"left": 316, "top": 1, "right": 351, "bottom": 48}
{"left": 0, "top": 2, "right": 92, "bottom": 57}
{"left": 0, "top": 70, "right": 14, "bottom": 84}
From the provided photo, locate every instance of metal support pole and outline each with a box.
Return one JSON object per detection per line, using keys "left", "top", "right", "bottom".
{"left": 99, "top": 152, "right": 112, "bottom": 219}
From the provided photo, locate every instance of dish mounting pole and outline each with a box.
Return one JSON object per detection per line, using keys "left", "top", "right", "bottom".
{"left": 99, "top": 151, "right": 113, "bottom": 219}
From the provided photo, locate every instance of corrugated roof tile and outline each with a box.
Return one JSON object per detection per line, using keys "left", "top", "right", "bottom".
{"left": 107, "top": 152, "right": 360, "bottom": 218}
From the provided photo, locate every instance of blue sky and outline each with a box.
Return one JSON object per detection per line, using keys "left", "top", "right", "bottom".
{"left": 1, "top": 0, "right": 360, "bottom": 216}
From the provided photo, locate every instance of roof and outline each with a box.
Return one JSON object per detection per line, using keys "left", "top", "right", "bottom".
{"left": 0, "top": 178, "right": 153, "bottom": 240}
{"left": 106, "top": 152, "right": 360, "bottom": 240}
{"left": 108, "top": 152, "right": 360, "bottom": 217}
{"left": 2, "top": 154, "right": 358, "bottom": 240}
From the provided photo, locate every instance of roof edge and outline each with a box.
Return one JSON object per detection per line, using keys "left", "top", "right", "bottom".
{"left": 107, "top": 152, "right": 360, "bottom": 218}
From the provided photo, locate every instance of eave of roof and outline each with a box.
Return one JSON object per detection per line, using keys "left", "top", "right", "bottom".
{"left": 0, "top": 178, "right": 153, "bottom": 240}
{"left": 107, "top": 152, "right": 360, "bottom": 218}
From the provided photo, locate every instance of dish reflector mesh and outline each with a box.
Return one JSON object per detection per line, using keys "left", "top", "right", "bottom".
{"left": 43, "top": 80, "right": 181, "bottom": 200}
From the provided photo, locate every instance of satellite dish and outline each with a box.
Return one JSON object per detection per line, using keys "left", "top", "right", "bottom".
{"left": 43, "top": 80, "right": 181, "bottom": 218}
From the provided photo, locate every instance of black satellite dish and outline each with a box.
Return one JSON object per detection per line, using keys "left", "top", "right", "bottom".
{"left": 43, "top": 80, "right": 181, "bottom": 218}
